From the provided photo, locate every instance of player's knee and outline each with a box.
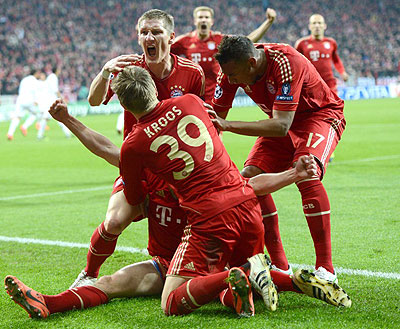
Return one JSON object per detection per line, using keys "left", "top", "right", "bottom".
{"left": 103, "top": 217, "right": 127, "bottom": 235}
{"left": 241, "top": 165, "right": 263, "bottom": 178}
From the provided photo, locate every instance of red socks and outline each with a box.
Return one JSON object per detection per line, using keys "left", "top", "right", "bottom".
{"left": 165, "top": 271, "right": 229, "bottom": 316}
{"left": 258, "top": 194, "right": 289, "bottom": 270}
{"left": 43, "top": 286, "right": 108, "bottom": 314}
{"left": 297, "top": 179, "right": 333, "bottom": 273}
{"left": 85, "top": 221, "right": 119, "bottom": 277}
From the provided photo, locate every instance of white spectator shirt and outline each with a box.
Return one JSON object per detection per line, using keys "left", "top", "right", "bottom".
{"left": 46, "top": 73, "right": 59, "bottom": 102}
{"left": 17, "top": 75, "right": 39, "bottom": 105}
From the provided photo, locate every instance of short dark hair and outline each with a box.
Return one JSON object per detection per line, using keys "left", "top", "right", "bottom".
{"left": 215, "top": 35, "right": 256, "bottom": 65}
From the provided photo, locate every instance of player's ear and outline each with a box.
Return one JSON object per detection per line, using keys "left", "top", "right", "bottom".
{"left": 169, "top": 32, "right": 175, "bottom": 44}
{"left": 248, "top": 57, "right": 257, "bottom": 68}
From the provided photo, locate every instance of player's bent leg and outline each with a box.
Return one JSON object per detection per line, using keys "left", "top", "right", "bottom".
{"left": 105, "top": 190, "right": 142, "bottom": 234}
{"left": 71, "top": 191, "right": 143, "bottom": 288}
{"left": 241, "top": 165, "right": 264, "bottom": 178}
{"left": 296, "top": 179, "right": 334, "bottom": 275}
{"left": 292, "top": 269, "right": 351, "bottom": 308}
{"left": 95, "top": 260, "right": 164, "bottom": 299}
{"left": 161, "top": 276, "right": 188, "bottom": 314}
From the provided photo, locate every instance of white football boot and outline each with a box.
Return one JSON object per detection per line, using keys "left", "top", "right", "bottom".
{"left": 69, "top": 270, "right": 97, "bottom": 289}
{"left": 247, "top": 253, "right": 278, "bottom": 311}
{"left": 314, "top": 266, "right": 338, "bottom": 284}
{"left": 293, "top": 269, "right": 351, "bottom": 307}
{"left": 270, "top": 263, "right": 293, "bottom": 276}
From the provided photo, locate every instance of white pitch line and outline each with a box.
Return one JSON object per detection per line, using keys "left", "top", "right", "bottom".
{"left": 0, "top": 235, "right": 148, "bottom": 255}
{"left": 330, "top": 154, "right": 400, "bottom": 166}
{"left": 1, "top": 235, "right": 399, "bottom": 280}
{"left": 0, "top": 186, "right": 111, "bottom": 201}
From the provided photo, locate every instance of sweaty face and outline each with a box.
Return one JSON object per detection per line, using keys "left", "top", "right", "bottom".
{"left": 309, "top": 15, "right": 327, "bottom": 38}
{"left": 138, "top": 19, "right": 174, "bottom": 64}
{"left": 194, "top": 10, "right": 214, "bottom": 37}
{"left": 220, "top": 60, "right": 255, "bottom": 86}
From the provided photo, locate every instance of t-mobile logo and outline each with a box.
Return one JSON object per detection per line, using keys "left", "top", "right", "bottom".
{"left": 156, "top": 205, "right": 181, "bottom": 226}
{"left": 191, "top": 53, "right": 201, "bottom": 63}
{"left": 309, "top": 50, "right": 320, "bottom": 61}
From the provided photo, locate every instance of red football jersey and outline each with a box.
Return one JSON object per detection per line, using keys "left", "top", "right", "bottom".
{"left": 120, "top": 94, "right": 255, "bottom": 224}
{"left": 104, "top": 53, "right": 205, "bottom": 138}
{"left": 212, "top": 43, "right": 344, "bottom": 132}
{"left": 295, "top": 36, "right": 345, "bottom": 87}
{"left": 171, "top": 31, "right": 224, "bottom": 104}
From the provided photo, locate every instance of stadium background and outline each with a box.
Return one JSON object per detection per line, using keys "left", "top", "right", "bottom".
{"left": 1, "top": 1, "right": 400, "bottom": 327}
{"left": 0, "top": 0, "right": 399, "bottom": 116}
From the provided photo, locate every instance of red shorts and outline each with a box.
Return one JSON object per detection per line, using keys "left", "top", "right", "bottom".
{"left": 167, "top": 198, "right": 264, "bottom": 278}
{"left": 152, "top": 256, "right": 171, "bottom": 282}
{"left": 245, "top": 117, "right": 345, "bottom": 179}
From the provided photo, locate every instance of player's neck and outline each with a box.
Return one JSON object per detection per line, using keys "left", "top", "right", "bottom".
{"left": 312, "top": 34, "right": 324, "bottom": 41}
{"left": 255, "top": 49, "right": 268, "bottom": 81}
{"left": 197, "top": 30, "right": 210, "bottom": 40}
{"left": 132, "top": 100, "right": 159, "bottom": 120}
{"left": 147, "top": 54, "right": 174, "bottom": 80}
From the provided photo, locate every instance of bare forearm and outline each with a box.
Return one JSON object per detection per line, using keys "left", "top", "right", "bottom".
{"left": 224, "top": 119, "right": 289, "bottom": 137}
{"left": 249, "top": 168, "right": 300, "bottom": 195}
{"left": 247, "top": 20, "right": 273, "bottom": 43}
{"left": 88, "top": 72, "right": 109, "bottom": 106}
{"left": 63, "top": 115, "right": 120, "bottom": 167}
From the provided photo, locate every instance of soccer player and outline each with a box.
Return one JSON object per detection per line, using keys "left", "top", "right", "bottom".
{"left": 4, "top": 70, "right": 351, "bottom": 319}
{"left": 295, "top": 14, "right": 348, "bottom": 162}
{"left": 211, "top": 36, "right": 346, "bottom": 283}
{"left": 6, "top": 67, "right": 41, "bottom": 140}
{"left": 36, "top": 65, "right": 71, "bottom": 140}
{"left": 171, "top": 6, "right": 276, "bottom": 103}
{"left": 295, "top": 14, "right": 348, "bottom": 94}
{"left": 69, "top": 9, "right": 206, "bottom": 289}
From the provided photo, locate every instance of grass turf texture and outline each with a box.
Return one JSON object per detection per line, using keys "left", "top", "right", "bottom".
{"left": 0, "top": 98, "right": 399, "bottom": 328}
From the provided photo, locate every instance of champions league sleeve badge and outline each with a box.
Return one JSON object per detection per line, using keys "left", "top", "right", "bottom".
{"left": 214, "top": 84, "right": 223, "bottom": 99}
{"left": 276, "top": 82, "right": 293, "bottom": 101}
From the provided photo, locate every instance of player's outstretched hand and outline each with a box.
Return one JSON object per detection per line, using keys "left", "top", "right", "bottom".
{"left": 49, "top": 99, "right": 69, "bottom": 122}
{"left": 295, "top": 155, "right": 318, "bottom": 179}
{"left": 103, "top": 54, "right": 142, "bottom": 74}
{"left": 266, "top": 8, "right": 276, "bottom": 22}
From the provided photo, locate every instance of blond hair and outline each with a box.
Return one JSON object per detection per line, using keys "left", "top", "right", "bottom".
{"left": 193, "top": 6, "right": 214, "bottom": 18}
{"left": 111, "top": 66, "right": 158, "bottom": 114}
{"left": 137, "top": 9, "right": 174, "bottom": 33}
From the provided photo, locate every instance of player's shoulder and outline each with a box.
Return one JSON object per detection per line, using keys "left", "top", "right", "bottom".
{"left": 324, "top": 36, "right": 337, "bottom": 43}
{"left": 324, "top": 37, "right": 338, "bottom": 46}
{"left": 294, "top": 36, "right": 309, "bottom": 48}
{"left": 175, "top": 55, "right": 204, "bottom": 75}
{"left": 174, "top": 31, "right": 195, "bottom": 44}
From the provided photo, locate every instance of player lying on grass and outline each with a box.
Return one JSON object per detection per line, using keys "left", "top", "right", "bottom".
{"left": 4, "top": 71, "right": 351, "bottom": 319}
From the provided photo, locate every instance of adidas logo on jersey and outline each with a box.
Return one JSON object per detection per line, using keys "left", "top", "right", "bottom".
{"left": 184, "top": 262, "right": 196, "bottom": 271}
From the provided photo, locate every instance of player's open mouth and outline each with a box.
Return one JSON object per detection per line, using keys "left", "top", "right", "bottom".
{"left": 147, "top": 46, "right": 156, "bottom": 57}
{"left": 201, "top": 24, "right": 207, "bottom": 30}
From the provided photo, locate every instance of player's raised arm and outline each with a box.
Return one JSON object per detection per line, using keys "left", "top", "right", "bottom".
{"left": 249, "top": 155, "right": 318, "bottom": 195}
{"left": 88, "top": 54, "right": 141, "bottom": 106}
{"left": 49, "top": 99, "right": 120, "bottom": 167}
{"left": 247, "top": 8, "right": 276, "bottom": 43}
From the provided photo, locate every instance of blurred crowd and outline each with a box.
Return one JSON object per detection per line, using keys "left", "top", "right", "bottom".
{"left": 1, "top": 0, "right": 399, "bottom": 100}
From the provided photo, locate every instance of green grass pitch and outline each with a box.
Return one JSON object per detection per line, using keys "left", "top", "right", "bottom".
{"left": 0, "top": 98, "right": 399, "bottom": 328}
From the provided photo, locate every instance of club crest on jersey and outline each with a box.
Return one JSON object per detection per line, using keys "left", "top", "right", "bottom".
{"left": 267, "top": 81, "right": 276, "bottom": 94}
{"left": 208, "top": 42, "right": 216, "bottom": 50}
{"left": 170, "top": 85, "right": 185, "bottom": 98}
{"left": 276, "top": 83, "right": 293, "bottom": 101}
{"left": 214, "top": 84, "right": 223, "bottom": 99}
{"left": 324, "top": 42, "right": 331, "bottom": 49}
